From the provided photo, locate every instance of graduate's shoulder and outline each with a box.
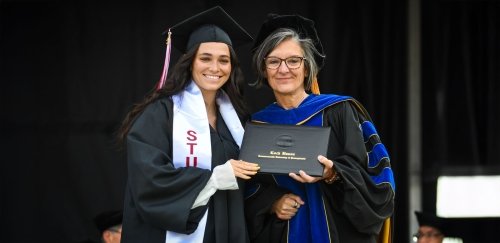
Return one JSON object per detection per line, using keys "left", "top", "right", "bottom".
{"left": 141, "top": 97, "right": 173, "bottom": 116}
{"left": 132, "top": 96, "right": 173, "bottom": 129}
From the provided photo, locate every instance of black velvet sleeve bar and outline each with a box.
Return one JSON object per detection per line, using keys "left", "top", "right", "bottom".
{"left": 321, "top": 101, "right": 394, "bottom": 238}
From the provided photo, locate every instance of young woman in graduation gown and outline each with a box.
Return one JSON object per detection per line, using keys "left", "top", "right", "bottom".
{"left": 117, "top": 6, "right": 259, "bottom": 243}
{"left": 244, "top": 14, "right": 396, "bottom": 243}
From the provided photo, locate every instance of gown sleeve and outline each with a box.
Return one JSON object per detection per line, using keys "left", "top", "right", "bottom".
{"left": 244, "top": 173, "right": 290, "bottom": 242}
{"left": 321, "top": 101, "right": 395, "bottom": 235}
{"left": 126, "top": 98, "right": 212, "bottom": 234}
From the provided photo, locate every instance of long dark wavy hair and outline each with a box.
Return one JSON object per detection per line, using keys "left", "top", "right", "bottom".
{"left": 117, "top": 43, "right": 249, "bottom": 146}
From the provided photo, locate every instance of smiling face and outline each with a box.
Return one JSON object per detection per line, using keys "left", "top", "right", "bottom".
{"left": 265, "top": 38, "right": 308, "bottom": 97}
{"left": 191, "top": 42, "right": 231, "bottom": 95}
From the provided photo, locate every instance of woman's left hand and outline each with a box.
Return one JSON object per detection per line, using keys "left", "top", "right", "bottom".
{"left": 289, "top": 155, "right": 334, "bottom": 183}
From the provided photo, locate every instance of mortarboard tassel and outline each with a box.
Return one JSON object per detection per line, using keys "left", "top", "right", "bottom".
{"left": 156, "top": 29, "right": 172, "bottom": 90}
{"left": 311, "top": 76, "right": 320, "bottom": 94}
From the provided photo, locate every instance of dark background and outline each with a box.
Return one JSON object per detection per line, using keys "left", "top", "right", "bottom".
{"left": 1, "top": 0, "right": 498, "bottom": 242}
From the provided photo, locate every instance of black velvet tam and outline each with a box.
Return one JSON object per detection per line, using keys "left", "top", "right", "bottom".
{"left": 252, "top": 13, "right": 325, "bottom": 68}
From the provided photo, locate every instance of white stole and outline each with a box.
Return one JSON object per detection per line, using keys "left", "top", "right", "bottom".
{"left": 166, "top": 81, "right": 243, "bottom": 243}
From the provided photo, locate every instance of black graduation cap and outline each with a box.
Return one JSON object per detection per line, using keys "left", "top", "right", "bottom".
{"left": 415, "top": 211, "right": 448, "bottom": 233}
{"left": 93, "top": 209, "right": 123, "bottom": 233}
{"left": 166, "top": 5, "right": 253, "bottom": 53}
{"left": 156, "top": 6, "right": 252, "bottom": 90}
{"left": 415, "top": 211, "right": 500, "bottom": 242}
{"left": 252, "top": 13, "right": 325, "bottom": 68}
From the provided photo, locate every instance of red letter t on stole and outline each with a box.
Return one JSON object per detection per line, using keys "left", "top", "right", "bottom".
{"left": 186, "top": 130, "right": 197, "bottom": 167}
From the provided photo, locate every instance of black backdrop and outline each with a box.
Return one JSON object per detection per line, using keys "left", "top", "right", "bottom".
{"left": 421, "top": 0, "right": 500, "bottom": 212}
{"left": 1, "top": 0, "right": 498, "bottom": 242}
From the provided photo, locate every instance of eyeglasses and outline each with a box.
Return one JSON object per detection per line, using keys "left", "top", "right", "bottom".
{"left": 264, "top": 56, "right": 306, "bottom": 70}
{"left": 412, "top": 232, "right": 443, "bottom": 242}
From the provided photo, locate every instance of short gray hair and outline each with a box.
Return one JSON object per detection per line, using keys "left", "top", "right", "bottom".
{"left": 251, "top": 28, "right": 324, "bottom": 90}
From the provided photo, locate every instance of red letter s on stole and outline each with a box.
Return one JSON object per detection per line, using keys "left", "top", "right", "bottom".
{"left": 186, "top": 130, "right": 197, "bottom": 167}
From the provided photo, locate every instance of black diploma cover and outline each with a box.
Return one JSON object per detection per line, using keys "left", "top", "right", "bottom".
{"left": 239, "top": 122, "right": 331, "bottom": 177}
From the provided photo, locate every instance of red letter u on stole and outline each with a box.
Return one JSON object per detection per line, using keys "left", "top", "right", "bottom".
{"left": 186, "top": 130, "right": 198, "bottom": 167}
{"left": 185, "top": 156, "right": 197, "bottom": 167}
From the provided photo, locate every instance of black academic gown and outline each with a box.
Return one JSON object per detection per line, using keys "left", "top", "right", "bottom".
{"left": 121, "top": 97, "right": 249, "bottom": 243}
{"left": 245, "top": 100, "right": 395, "bottom": 243}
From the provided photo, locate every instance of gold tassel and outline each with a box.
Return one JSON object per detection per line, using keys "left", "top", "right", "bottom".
{"left": 311, "top": 76, "right": 320, "bottom": 94}
{"left": 377, "top": 218, "right": 392, "bottom": 243}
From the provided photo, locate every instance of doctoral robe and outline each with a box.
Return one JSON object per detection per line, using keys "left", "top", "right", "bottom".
{"left": 245, "top": 94, "right": 395, "bottom": 243}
